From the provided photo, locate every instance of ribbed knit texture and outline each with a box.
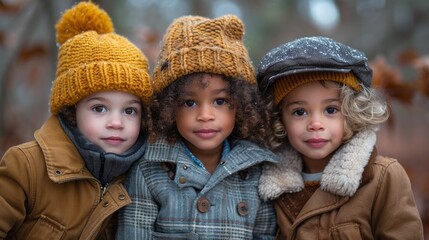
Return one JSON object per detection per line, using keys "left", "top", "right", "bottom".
{"left": 273, "top": 71, "right": 361, "bottom": 104}
{"left": 49, "top": 2, "right": 153, "bottom": 114}
{"left": 152, "top": 15, "right": 255, "bottom": 93}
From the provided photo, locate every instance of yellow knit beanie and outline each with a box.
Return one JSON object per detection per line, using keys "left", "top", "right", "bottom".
{"left": 273, "top": 71, "right": 361, "bottom": 104}
{"left": 50, "top": 2, "right": 153, "bottom": 115}
{"left": 152, "top": 15, "right": 256, "bottom": 93}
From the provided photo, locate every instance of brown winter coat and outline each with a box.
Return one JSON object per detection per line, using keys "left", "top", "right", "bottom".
{"left": 259, "top": 128, "right": 424, "bottom": 240}
{"left": 0, "top": 116, "right": 131, "bottom": 240}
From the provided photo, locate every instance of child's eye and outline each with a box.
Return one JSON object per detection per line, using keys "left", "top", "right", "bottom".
{"left": 214, "top": 98, "right": 228, "bottom": 106}
{"left": 325, "top": 107, "right": 339, "bottom": 114}
{"left": 184, "top": 100, "right": 196, "bottom": 107}
{"left": 92, "top": 105, "right": 107, "bottom": 113}
{"left": 124, "top": 107, "right": 137, "bottom": 115}
{"left": 292, "top": 109, "right": 306, "bottom": 116}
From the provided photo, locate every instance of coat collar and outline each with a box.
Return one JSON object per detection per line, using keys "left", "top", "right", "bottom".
{"left": 259, "top": 127, "right": 377, "bottom": 201}
{"left": 145, "top": 137, "right": 280, "bottom": 170}
{"left": 34, "top": 115, "right": 90, "bottom": 183}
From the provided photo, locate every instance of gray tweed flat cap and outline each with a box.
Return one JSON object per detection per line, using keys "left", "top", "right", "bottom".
{"left": 257, "top": 36, "right": 372, "bottom": 95}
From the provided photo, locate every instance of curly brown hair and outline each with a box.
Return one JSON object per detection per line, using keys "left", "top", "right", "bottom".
{"left": 149, "top": 73, "right": 272, "bottom": 147}
{"left": 264, "top": 81, "right": 389, "bottom": 150}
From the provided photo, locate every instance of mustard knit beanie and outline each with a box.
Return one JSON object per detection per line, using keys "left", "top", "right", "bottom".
{"left": 152, "top": 15, "right": 256, "bottom": 93}
{"left": 50, "top": 2, "right": 153, "bottom": 115}
{"left": 273, "top": 71, "right": 361, "bottom": 104}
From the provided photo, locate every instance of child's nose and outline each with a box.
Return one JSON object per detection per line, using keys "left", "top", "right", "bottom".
{"left": 197, "top": 105, "right": 215, "bottom": 121}
{"left": 107, "top": 112, "right": 124, "bottom": 129}
{"left": 307, "top": 115, "right": 324, "bottom": 131}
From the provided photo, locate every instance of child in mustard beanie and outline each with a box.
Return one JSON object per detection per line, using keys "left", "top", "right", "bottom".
{"left": 116, "top": 15, "right": 279, "bottom": 239}
{"left": 257, "top": 36, "right": 423, "bottom": 239}
{"left": 0, "top": 2, "right": 153, "bottom": 239}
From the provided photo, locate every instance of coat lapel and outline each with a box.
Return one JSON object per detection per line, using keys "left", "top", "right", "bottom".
{"left": 259, "top": 127, "right": 377, "bottom": 200}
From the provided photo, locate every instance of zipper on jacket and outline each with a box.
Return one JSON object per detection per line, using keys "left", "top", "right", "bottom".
{"left": 98, "top": 154, "right": 107, "bottom": 201}
{"left": 100, "top": 183, "right": 109, "bottom": 200}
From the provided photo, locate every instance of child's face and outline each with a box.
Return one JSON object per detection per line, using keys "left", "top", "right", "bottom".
{"left": 176, "top": 74, "right": 236, "bottom": 159}
{"left": 75, "top": 91, "right": 142, "bottom": 154}
{"left": 279, "top": 81, "right": 345, "bottom": 172}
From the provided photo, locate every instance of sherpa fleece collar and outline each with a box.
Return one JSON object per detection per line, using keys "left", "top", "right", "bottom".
{"left": 259, "top": 128, "right": 376, "bottom": 201}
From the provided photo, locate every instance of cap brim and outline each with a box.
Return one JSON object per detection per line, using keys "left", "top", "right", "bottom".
{"left": 267, "top": 67, "right": 352, "bottom": 82}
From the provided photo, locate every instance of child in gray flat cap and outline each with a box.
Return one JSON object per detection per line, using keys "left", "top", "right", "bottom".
{"left": 257, "top": 36, "right": 423, "bottom": 240}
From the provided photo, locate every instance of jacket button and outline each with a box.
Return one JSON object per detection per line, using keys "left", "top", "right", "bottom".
{"left": 237, "top": 201, "right": 249, "bottom": 216}
{"left": 179, "top": 176, "right": 187, "bottom": 184}
{"left": 197, "top": 197, "right": 210, "bottom": 213}
{"left": 118, "top": 194, "right": 126, "bottom": 200}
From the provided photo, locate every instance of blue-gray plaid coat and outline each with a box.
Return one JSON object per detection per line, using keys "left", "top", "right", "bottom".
{"left": 116, "top": 138, "right": 279, "bottom": 239}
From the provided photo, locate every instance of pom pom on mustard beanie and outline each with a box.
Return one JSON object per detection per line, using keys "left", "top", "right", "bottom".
{"left": 152, "top": 15, "right": 256, "bottom": 93}
{"left": 50, "top": 1, "right": 153, "bottom": 115}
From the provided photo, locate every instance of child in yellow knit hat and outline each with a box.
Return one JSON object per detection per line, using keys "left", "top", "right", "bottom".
{"left": 0, "top": 2, "right": 153, "bottom": 239}
{"left": 257, "top": 36, "right": 423, "bottom": 239}
{"left": 116, "top": 15, "right": 279, "bottom": 239}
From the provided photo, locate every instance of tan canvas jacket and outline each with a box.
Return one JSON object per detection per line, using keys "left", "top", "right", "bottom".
{"left": 259, "top": 128, "right": 424, "bottom": 240}
{"left": 0, "top": 116, "right": 131, "bottom": 240}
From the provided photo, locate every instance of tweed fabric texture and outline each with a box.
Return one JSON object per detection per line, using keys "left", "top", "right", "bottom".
{"left": 116, "top": 138, "right": 279, "bottom": 239}
{"left": 273, "top": 71, "right": 360, "bottom": 104}
{"left": 50, "top": 2, "right": 152, "bottom": 114}
{"left": 152, "top": 15, "right": 256, "bottom": 93}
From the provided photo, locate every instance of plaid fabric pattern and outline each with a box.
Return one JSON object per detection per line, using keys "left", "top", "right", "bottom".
{"left": 116, "top": 138, "right": 278, "bottom": 239}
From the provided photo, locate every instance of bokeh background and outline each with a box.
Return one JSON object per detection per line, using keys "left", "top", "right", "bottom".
{"left": 1, "top": 0, "right": 428, "bottom": 237}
